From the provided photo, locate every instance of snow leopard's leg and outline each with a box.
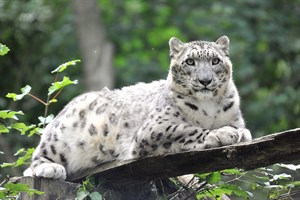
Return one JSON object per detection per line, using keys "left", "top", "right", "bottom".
{"left": 23, "top": 142, "right": 67, "bottom": 180}
{"left": 128, "top": 108, "right": 251, "bottom": 158}
{"left": 24, "top": 160, "right": 66, "bottom": 180}
{"left": 203, "top": 126, "right": 251, "bottom": 148}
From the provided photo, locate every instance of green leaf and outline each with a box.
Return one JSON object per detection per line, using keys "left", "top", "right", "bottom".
{"left": 277, "top": 163, "right": 300, "bottom": 171}
{"left": 0, "top": 110, "right": 24, "bottom": 120}
{"left": 0, "top": 191, "right": 5, "bottom": 199}
{"left": 197, "top": 184, "right": 249, "bottom": 200}
{"left": 14, "top": 148, "right": 34, "bottom": 167}
{"left": 4, "top": 183, "right": 44, "bottom": 196}
{"left": 221, "top": 184, "right": 249, "bottom": 199}
{"left": 6, "top": 85, "right": 31, "bottom": 101}
{"left": 51, "top": 59, "right": 80, "bottom": 73}
{"left": 264, "top": 184, "right": 283, "bottom": 189}
{"left": 271, "top": 173, "right": 292, "bottom": 181}
{"left": 253, "top": 176, "right": 269, "bottom": 182}
{"left": 25, "top": 188, "right": 45, "bottom": 196}
{"left": 197, "top": 187, "right": 230, "bottom": 200}
{"left": 1, "top": 162, "right": 15, "bottom": 168}
{"left": 14, "top": 148, "right": 25, "bottom": 156}
{"left": 0, "top": 123, "right": 9, "bottom": 133}
{"left": 28, "top": 127, "right": 42, "bottom": 137}
{"left": 49, "top": 99, "right": 58, "bottom": 104}
{"left": 207, "top": 172, "right": 222, "bottom": 184}
{"left": 76, "top": 188, "right": 89, "bottom": 200}
{"left": 82, "top": 176, "right": 96, "bottom": 191}
{"left": 288, "top": 181, "right": 300, "bottom": 188}
{"left": 221, "top": 168, "right": 242, "bottom": 175}
{"left": 10, "top": 123, "right": 36, "bottom": 135}
{"left": 48, "top": 76, "right": 78, "bottom": 95}
{"left": 196, "top": 172, "right": 210, "bottom": 180}
{"left": 38, "top": 114, "right": 54, "bottom": 126}
{"left": 0, "top": 43, "right": 10, "bottom": 56}
{"left": 89, "top": 192, "right": 103, "bottom": 200}
{"left": 4, "top": 183, "right": 30, "bottom": 191}
{"left": 1, "top": 148, "right": 34, "bottom": 168}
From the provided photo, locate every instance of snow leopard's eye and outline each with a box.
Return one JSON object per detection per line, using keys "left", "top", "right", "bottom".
{"left": 185, "top": 58, "right": 195, "bottom": 66}
{"left": 212, "top": 58, "right": 221, "bottom": 65}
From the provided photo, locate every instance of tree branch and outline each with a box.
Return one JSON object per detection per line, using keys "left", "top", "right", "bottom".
{"left": 67, "top": 128, "right": 300, "bottom": 185}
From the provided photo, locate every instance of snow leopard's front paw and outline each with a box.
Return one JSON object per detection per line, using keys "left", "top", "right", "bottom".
{"left": 204, "top": 126, "right": 242, "bottom": 149}
{"left": 237, "top": 127, "right": 252, "bottom": 142}
{"left": 33, "top": 163, "right": 67, "bottom": 180}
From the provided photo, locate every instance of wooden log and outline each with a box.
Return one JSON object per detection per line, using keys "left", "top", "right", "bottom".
{"left": 67, "top": 128, "right": 300, "bottom": 185}
{"left": 17, "top": 176, "right": 161, "bottom": 200}
{"left": 16, "top": 128, "right": 300, "bottom": 199}
{"left": 18, "top": 177, "right": 80, "bottom": 200}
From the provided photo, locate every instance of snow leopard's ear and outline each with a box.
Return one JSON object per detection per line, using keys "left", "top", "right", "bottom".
{"left": 169, "top": 37, "right": 183, "bottom": 57}
{"left": 216, "top": 35, "right": 230, "bottom": 56}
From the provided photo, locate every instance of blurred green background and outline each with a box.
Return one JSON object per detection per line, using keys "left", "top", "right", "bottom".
{"left": 0, "top": 0, "right": 299, "bottom": 177}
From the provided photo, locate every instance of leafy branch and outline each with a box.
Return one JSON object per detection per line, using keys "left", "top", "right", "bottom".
{"left": 6, "top": 60, "right": 80, "bottom": 128}
{"left": 1, "top": 59, "right": 80, "bottom": 168}
{"left": 76, "top": 176, "right": 103, "bottom": 200}
{"left": 0, "top": 47, "right": 81, "bottom": 199}
{"left": 0, "top": 180, "right": 44, "bottom": 199}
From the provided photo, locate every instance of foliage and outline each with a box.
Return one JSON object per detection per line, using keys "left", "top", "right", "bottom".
{"left": 0, "top": 43, "right": 9, "bottom": 56}
{"left": 76, "top": 176, "right": 103, "bottom": 200}
{"left": 251, "top": 165, "right": 300, "bottom": 199}
{"left": 0, "top": 45, "right": 80, "bottom": 199}
{"left": 48, "top": 76, "right": 78, "bottom": 95}
{"left": 1, "top": 148, "right": 35, "bottom": 168}
{"left": 6, "top": 59, "right": 79, "bottom": 104}
{"left": 0, "top": 182, "right": 44, "bottom": 199}
{"left": 194, "top": 170, "right": 250, "bottom": 199}
{"left": 6, "top": 85, "right": 32, "bottom": 102}
{"left": 0, "top": 0, "right": 80, "bottom": 125}
{"left": 169, "top": 165, "right": 300, "bottom": 199}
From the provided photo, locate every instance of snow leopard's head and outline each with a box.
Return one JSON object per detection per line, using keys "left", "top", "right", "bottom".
{"left": 168, "top": 36, "right": 232, "bottom": 99}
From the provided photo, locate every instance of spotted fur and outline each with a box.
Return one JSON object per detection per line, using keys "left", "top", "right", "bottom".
{"left": 24, "top": 36, "right": 252, "bottom": 180}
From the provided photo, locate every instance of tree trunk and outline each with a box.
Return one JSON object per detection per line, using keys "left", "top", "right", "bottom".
{"left": 72, "top": 0, "right": 114, "bottom": 91}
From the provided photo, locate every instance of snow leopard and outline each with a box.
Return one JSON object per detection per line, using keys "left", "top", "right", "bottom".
{"left": 24, "top": 36, "right": 252, "bottom": 180}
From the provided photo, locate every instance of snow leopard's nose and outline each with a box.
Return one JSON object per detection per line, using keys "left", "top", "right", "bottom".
{"left": 197, "top": 66, "right": 213, "bottom": 87}
{"left": 198, "top": 78, "right": 212, "bottom": 87}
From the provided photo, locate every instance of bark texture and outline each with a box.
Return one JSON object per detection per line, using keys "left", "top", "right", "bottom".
{"left": 18, "top": 128, "right": 300, "bottom": 199}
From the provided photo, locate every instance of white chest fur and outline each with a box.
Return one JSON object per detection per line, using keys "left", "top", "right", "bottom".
{"left": 175, "top": 96, "right": 235, "bottom": 130}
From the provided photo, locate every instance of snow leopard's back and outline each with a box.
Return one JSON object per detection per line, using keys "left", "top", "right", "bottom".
{"left": 30, "top": 80, "right": 166, "bottom": 176}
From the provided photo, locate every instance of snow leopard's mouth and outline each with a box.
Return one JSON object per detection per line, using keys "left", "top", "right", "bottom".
{"left": 200, "top": 88, "right": 212, "bottom": 93}
{"left": 192, "top": 86, "right": 212, "bottom": 93}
